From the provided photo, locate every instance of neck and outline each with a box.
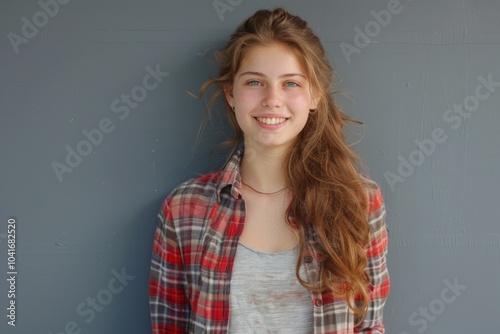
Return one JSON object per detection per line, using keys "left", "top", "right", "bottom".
{"left": 240, "top": 144, "right": 288, "bottom": 193}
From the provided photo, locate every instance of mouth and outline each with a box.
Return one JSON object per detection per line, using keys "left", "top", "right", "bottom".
{"left": 255, "top": 117, "right": 288, "bottom": 125}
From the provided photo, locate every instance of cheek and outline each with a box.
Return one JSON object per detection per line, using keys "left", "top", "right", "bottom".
{"left": 289, "top": 94, "right": 312, "bottom": 126}
{"left": 287, "top": 93, "right": 312, "bottom": 113}
{"left": 233, "top": 107, "right": 252, "bottom": 131}
{"left": 234, "top": 89, "right": 261, "bottom": 108}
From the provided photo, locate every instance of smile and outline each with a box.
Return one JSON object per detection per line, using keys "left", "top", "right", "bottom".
{"left": 255, "top": 117, "right": 287, "bottom": 125}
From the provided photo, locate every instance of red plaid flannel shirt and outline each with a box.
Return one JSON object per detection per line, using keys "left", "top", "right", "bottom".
{"left": 149, "top": 149, "right": 390, "bottom": 333}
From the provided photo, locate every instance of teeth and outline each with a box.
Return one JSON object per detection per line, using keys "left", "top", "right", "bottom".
{"left": 256, "top": 117, "right": 286, "bottom": 125}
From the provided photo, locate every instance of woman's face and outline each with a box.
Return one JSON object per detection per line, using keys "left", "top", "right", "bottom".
{"left": 225, "top": 43, "right": 318, "bottom": 154}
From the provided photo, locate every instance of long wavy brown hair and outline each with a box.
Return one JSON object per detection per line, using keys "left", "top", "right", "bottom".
{"left": 199, "top": 7, "right": 372, "bottom": 319}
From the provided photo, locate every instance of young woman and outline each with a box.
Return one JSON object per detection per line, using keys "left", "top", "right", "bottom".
{"left": 149, "top": 7, "right": 389, "bottom": 334}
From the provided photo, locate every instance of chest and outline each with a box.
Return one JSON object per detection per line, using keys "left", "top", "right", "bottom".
{"left": 228, "top": 243, "right": 314, "bottom": 333}
{"left": 239, "top": 192, "right": 298, "bottom": 253}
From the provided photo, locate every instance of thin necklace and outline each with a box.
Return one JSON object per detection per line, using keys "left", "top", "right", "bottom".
{"left": 241, "top": 180, "right": 287, "bottom": 195}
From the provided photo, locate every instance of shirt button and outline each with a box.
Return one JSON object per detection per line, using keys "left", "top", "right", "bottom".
{"left": 304, "top": 256, "right": 313, "bottom": 263}
{"left": 315, "top": 299, "right": 323, "bottom": 307}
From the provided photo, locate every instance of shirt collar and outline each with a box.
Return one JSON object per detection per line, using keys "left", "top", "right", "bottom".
{"left": 217, "top": 148, "right": 244, "bottom": 201}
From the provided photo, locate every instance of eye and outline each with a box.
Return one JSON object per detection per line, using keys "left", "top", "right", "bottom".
{"left": 284, "top": 81, "right": 299, "bottom": 87}
{"left": 246, "top": 80, "right": 262, "bottom": 86}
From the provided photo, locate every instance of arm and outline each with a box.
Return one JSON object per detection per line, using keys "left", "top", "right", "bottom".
{"left": 149, "top": 199, "right": 190, "bottom": 334}
{"left": 354, "top": 186, "right": 390, "bottom": 333}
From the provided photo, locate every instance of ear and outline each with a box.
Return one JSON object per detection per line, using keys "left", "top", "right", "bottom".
{"left": 223, "top": 84, "right": 234, "bottom": 108}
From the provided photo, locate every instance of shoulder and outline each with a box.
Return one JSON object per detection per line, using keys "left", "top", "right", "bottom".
{"left": 361, "top": 177, "right": 384, "bottom": 212}
{"left": 159, "top": 149, "right": 243, "bottom": 222}
{"left": 161, "top": 170, "right": 225, "bottom": 218}
{"left": 360, "top": 176, "right": 387, "bottom": 234}
{"left": 166, "top": 149, "right": 243, "bottom": 203}
{"left": 171, "top": 171, "right": 223, "bottom": 199}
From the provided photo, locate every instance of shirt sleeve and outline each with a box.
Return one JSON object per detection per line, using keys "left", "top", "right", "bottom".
{"left": 354, "top": 185, "right": 390, "bottom": 333}
{"left": 149, "top": 199, "right": 190, "bottom": 334}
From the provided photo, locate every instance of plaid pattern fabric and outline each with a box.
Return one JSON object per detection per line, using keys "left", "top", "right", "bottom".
{"left": 149, "top": 149, "right": 390, "bottom": 333}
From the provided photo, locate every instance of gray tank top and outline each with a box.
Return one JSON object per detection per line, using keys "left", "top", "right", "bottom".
{"left": 228, "top": 242, "right": 313, "bottom": 333}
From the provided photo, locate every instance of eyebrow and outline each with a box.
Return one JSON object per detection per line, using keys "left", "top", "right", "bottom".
{"left": 238, "top": 71, "right": 306, "bottom": 79}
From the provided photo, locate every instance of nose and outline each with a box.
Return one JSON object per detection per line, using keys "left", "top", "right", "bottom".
{"left": 262, "top": 84, "right": 283, "bottom": 109}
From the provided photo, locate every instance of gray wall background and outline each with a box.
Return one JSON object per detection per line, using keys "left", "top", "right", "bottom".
{"left": 1, "top": 0, "right": 499, "bottom": 333}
